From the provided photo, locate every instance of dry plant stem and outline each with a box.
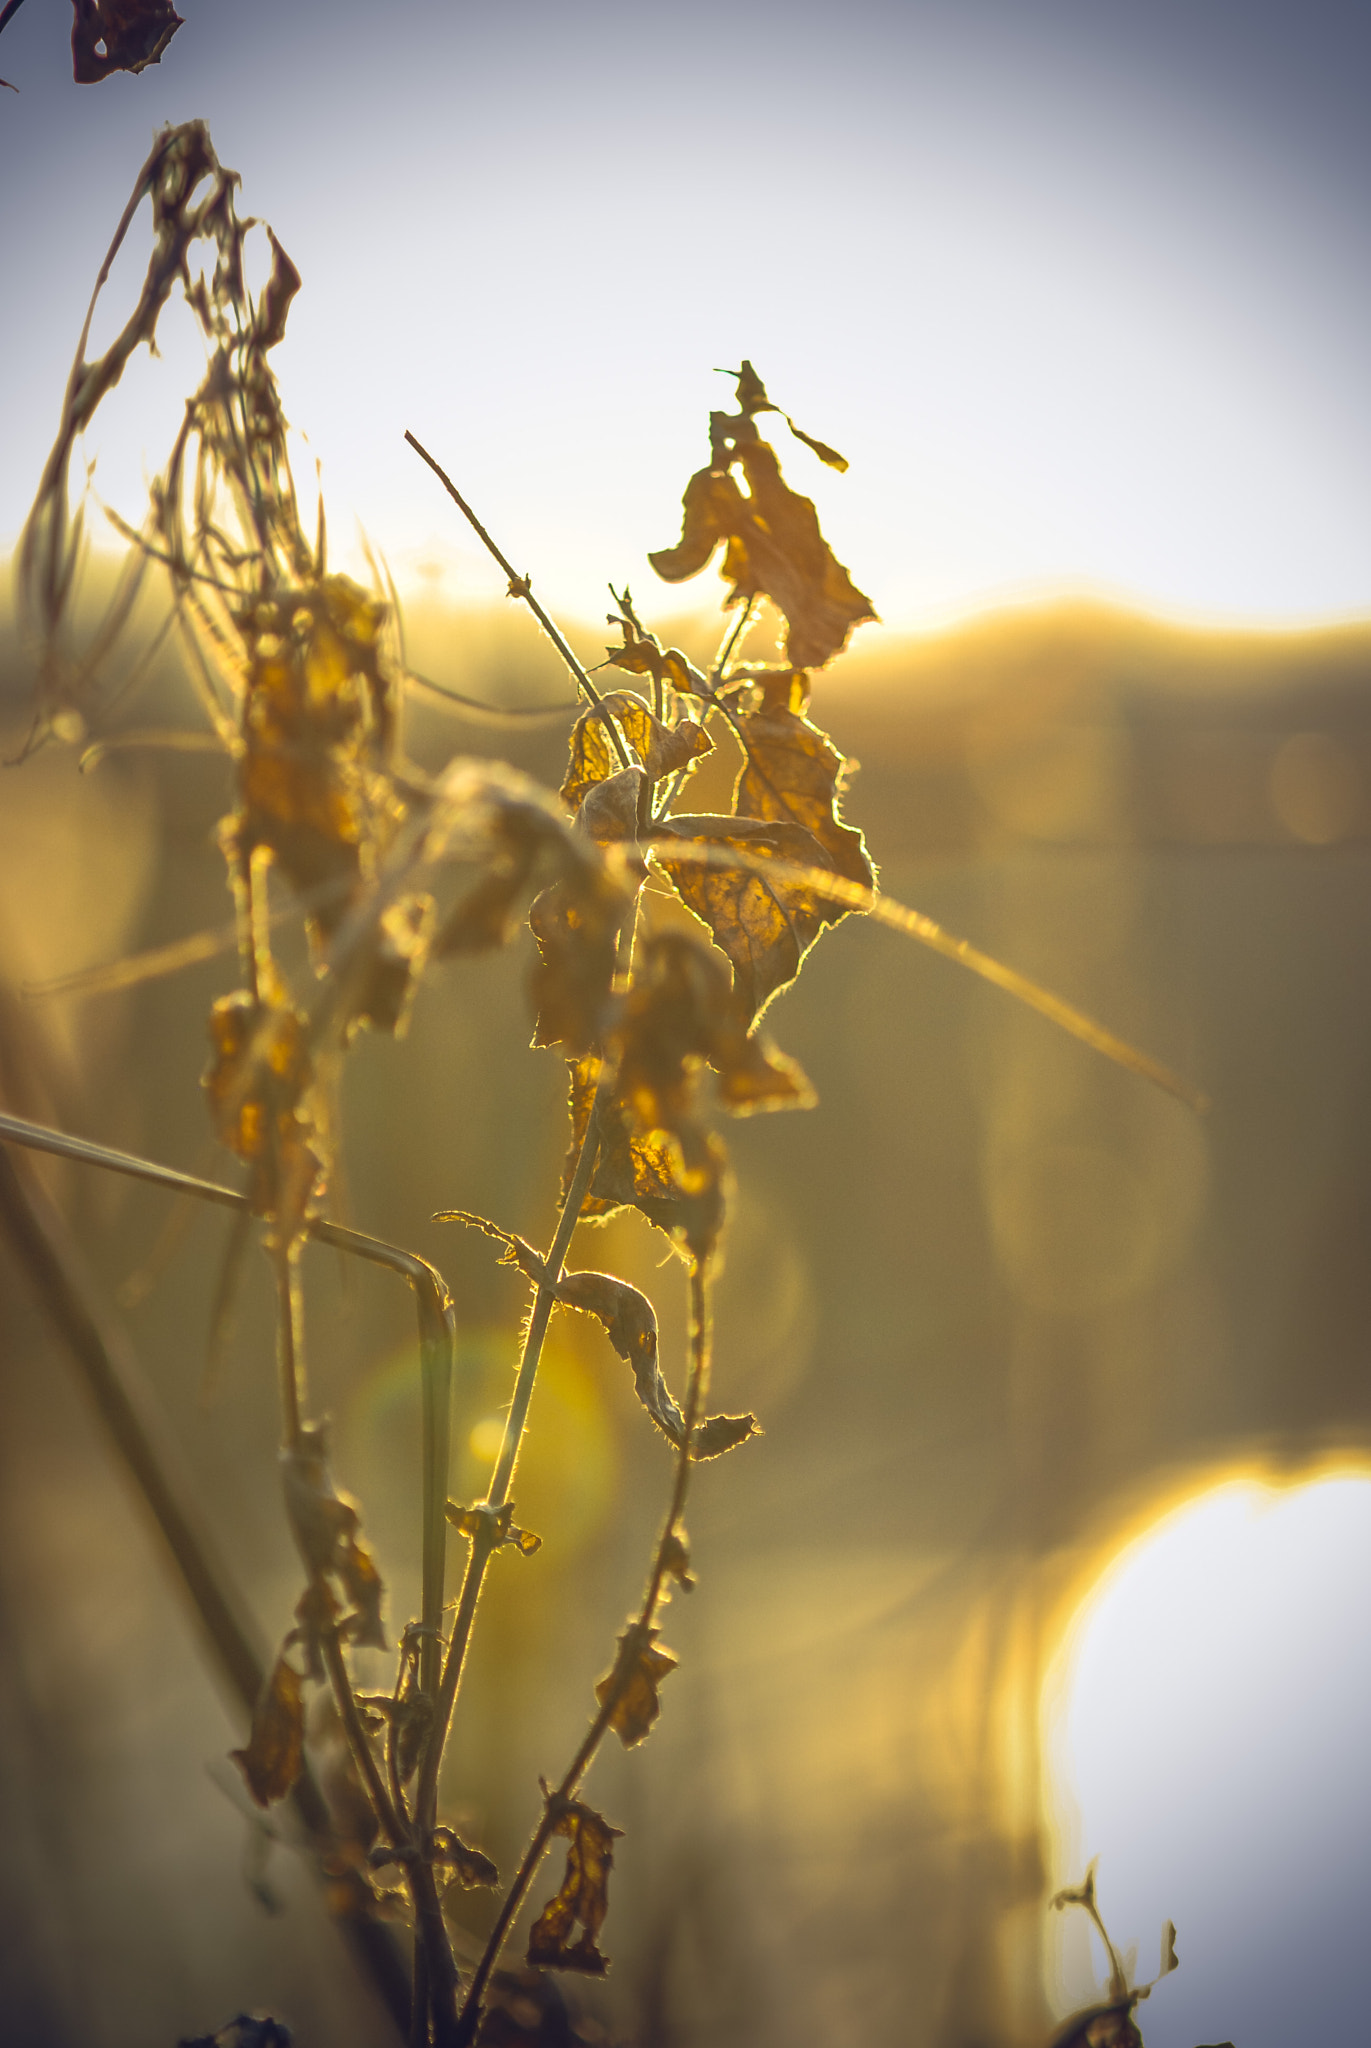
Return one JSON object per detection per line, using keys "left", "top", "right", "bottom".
{"left": 0, "top": 1137, "right": 414, "bottom": 2037}
{"left": 454, "top": 1260, "right": 712, "bottom": 2046}
{"left": 274, "top": 1245, "right": 305, "bottom": 1448}
{"left": 710, "top": 596, "right": 756, "bottom": 688}
{"left": 402, "top": 430, "right": 631, "bottom": 770}
{"left": 412, "top": 1091, "right": 606, "bottom": 1836}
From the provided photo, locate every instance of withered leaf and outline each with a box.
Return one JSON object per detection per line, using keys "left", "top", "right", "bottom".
{"left": 231, "top": 1653, "right": 305, "bottom": 1808}
{"left": 338, "top": 1536, "right": 387, "bottom": 1651}
{"left": 553, "top": 1268, "right": 756, "bottom": 1457}
{"left": 235, "top": 577, "right": 405, "bottom": 936}
{"left": 527, "top": 1799, "right": 623, "bottom": 1976}
{"left": 432, "top": 1825, "right": 499, "bottom": 1890}
{"left": 443, "top": 1495, "right": 541, "bottom": 1555}
{"left": 71, "top": 0, "right": 183, "bottom": 83}
{"left": 660, "top": 1528, "right": 696, "bottom": 1592}
{"left": 727, "top": 359, "right": 850, "bottom": 472}
{"left": 691, "top": 1413, "right": 761, "bottom": 1459}
{"left": 595, "top": 1624, "right": 677, "bottom": 1748}
{"left": 649, "top": 439, "right": 875, "bottom": 669}
{"left": 203, "top": 985, "right": 326, "bottom": 1243}
{"left": 281, "top": 1423, "right": 387, "bottom": 1649}
{"left": 432, "top": 780, "right": 569, "bottom": 959}
{"left": 527, "top": 865, "right": 626, "bottom": 1058}
{"left": 555, "top": 933, "right": 811, "bottom": 1259}
{"left": 604, "top": 598, "right": 710, "bottom": 700}
{"left": 561, "top": 691, "right": 712, "bottom": 815}
{"left": 732, "top": 701, "right": 872, "bottom": 890}
{"left": 655, "top": 812, "right": 838, "bottom": 1027}
{"left": 440, "top": 1215, "right": 759, "bottom": 1457}
{"left": 655, "top": 701, "right": 874, "bottom": 1020}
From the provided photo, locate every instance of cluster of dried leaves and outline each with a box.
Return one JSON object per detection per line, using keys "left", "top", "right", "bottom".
{"left": 14, "top": 113, "right": 1209, "bottom": 2048}
{"left": 13, "top": 118, "right": 894, "bottom": 2046}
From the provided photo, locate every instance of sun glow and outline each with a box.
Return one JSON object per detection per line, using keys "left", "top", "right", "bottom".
{"left": 1043, "top": 1466, "right": 1371, "bottom": 2046}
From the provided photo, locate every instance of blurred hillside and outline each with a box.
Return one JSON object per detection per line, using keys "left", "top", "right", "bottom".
{"left": 2, "top": 586, "right": 1371, "bottom": 2048}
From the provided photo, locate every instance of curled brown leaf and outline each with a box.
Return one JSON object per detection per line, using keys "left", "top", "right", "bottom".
{"left": 527, "top": 1798, "right": 623, "bottom": 1976}
{"left": 231, "top": 1653, "right": 305, "bottom": 1808}
{"left": 595, "top": 1624, "right": 677, "bottom": 1748}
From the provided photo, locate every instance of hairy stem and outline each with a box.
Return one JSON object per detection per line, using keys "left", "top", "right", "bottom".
{"left": 411, "top": 1098, "right": 604, "bottom": 1836}
{"left": 403, "top": 430, "right": 630, "bottom": 769}
{"left": 710, "top": 595, "right": 755, "bottom": 688}
{"left": 273, "top": 1244, "right": 305, "bottom": 1449}
{"left": 455, "top": 1258, "right": 712, "bottom": 2044}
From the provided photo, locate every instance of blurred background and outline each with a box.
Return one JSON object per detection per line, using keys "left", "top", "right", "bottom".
{"left": 2, "top": 0, "right": 1370, "bottom": 2043}
{"left": 3, "top": 593, "right": 1371, "bottom": 2048}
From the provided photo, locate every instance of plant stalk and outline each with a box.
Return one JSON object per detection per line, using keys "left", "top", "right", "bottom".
{"left": 454, "top": 1258, "right": 712, "bottom": 2044}
{"left": 403, "top": 430, "right": 631, "bottom": 769}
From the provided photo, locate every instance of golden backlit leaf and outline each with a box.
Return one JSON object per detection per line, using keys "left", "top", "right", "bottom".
{"left": 527, "top": 1799, "right": 623, "bottom": 1977}
{"left": 560, "top": 691, "right": 712, "bottom": 814}
{"left": 236, "top": 577, "right": 406, "bottom": 934}
{"left": 71, "top": 0, "right": 182, "bottom": 83}
{"left": 725, "top": 359, "right": 850, "bottom": 472}
{"left": 231, "top": 1653, "right": 305, "bottom": 1808}
{"left": 431, "top": 1826, "right": 499, "bottom": 1890}
{"left": 595, "top": 1624, "right": 677, "bottom": 1748}
{"left": 649, "top": 430, "right": 875, "bottom": 669}
{"left": 732, "top": 701, "right": 873, "bottom": 889}
{"left": 554, "top": 933, "right": 813, "bottom": 1259}
{"left": 202, "top": 986, "right": 326, "bottom": 1243}
{"left": 527, "top": 869, "right": 625, "bottom": 1057}
{"left": 441, "top": 1215, "right": 758, "bottom": 1455}
{"left": 603, "top": 591, "right": 711, "bottom": 700}
{"left": 656, "top": 813, "right": 837, "bottom": 1026}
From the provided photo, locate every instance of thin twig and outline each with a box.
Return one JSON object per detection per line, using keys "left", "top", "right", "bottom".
{"left": 411, "top": 1090, "right": 605, "bottom": 1835}
{"left": 403, "top": 430, "right": 631, "bottom": 770}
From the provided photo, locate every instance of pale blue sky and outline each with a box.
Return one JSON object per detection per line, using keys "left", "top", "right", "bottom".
{"left": 2, "top": 1, "right": 1368, "bottom": 628}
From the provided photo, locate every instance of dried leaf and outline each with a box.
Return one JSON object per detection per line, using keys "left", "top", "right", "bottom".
{"left": 726, "top": 359, "right": 850, "bottom": 471}
{"left": 1160, "top": 1921, "right": 1178, "bottom": 1976}
{"left": 527, "top": 1799, "right": 623, "bottom": 1976}
{"left": 1047, "top": 2004, "right": 1143, "bottom": 2048}
{"left": 236, "top": 578, "right": 406, "bottom": 933}
{"left": 338, "top": 1537, "right": 387, "bottom": 1651}
{"left": 527, "top": 864, "right": 627, "bottom": 1057}
{"left": 655, "top": 812, "right": 837, "bottom": 1027}
{"left": 441, "top": 1217, "right": 759, "bottom": 1458}
{"left": 281, "top": 1422, "right": 387, "bottom": 1649}
{"left": 649, "top": 424, "right": 875, "bottom": 669}
{"left": 595, "top": 1624, "right": 677, "bottom": 1747}
{"left": 560, "top": 691, "right": 712, "bottom": 814}
{"left": 202, "top": 986, "right": 325, "bottom": 1244}
{"left": 231, "top": 1654, "right": 305, "bottom": 1808}
{"left": 71, "top": 0, "right": 182, "bottom": 83}
{"left": 604, "top": 613, "right": 709, "bottom": 701}
{"left": 732, "top": 701, "right": 872, "bottom": 890}
{"left": 432, "top": 1826, "right": 499, "bottom": 1890}
{"left": 655, "top": 699, "right": 872, "bottom": 1020}
{"left": 691, "top": 1413, "right": 761, "bottom": 1459}
{"left": 661, "top": 1528, "right": 696, "bottom": 1592}
{"left": 442, "top": 1495, "right": 542, "bottom": 1556}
